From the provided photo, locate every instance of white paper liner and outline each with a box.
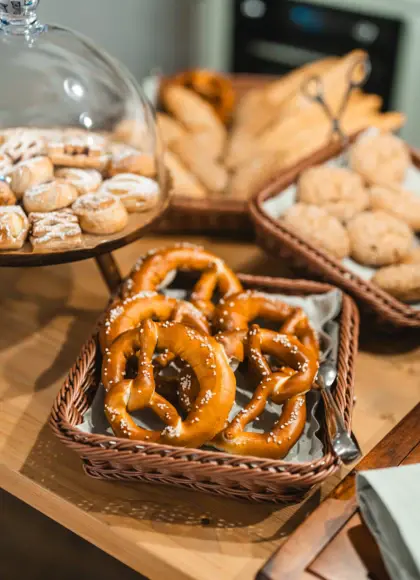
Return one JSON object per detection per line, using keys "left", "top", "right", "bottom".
{"left": 262, "top": 128, "right": 420, "bottom": 310}
{"left": 77, "top": 288, "right": 343, "bottom": 463}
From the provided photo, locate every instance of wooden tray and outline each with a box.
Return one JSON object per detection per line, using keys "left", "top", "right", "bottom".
{"left": 258, "top": 402, "right": 420, "bottom": 580}
{"left": 249, "top": 139, "right": 420, "bottom": 328}
{"left": 50, "top": 274, "right": 359, "bottom": 504}
{"left": 155, "top": 75, "right": 271, "bottom": 237}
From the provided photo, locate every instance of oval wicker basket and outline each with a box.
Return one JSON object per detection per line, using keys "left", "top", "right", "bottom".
{"left": 249, "top": 140, "right": 420, "bottom": 329}
{"left": 50, "top": 274, "right": 359, "bottom": 504}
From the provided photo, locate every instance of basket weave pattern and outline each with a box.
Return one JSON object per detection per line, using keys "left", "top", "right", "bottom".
{"left": 50, "top": 275, "right": 359, "bottom": 503}
{"left": 249, "top": 141, "right": 420, "bottom": 329}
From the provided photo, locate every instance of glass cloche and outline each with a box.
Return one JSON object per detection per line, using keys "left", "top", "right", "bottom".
{"left": 0, "top": 0, "right": 168, "bottom": 263}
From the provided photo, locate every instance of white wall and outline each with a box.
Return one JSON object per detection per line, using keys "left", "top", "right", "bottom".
{"left": 39, "top": 0, "right": 195, "bottom": 81}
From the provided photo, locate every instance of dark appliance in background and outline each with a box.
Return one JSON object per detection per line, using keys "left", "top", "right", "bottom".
{"left": 231, "top": 0, "right": 403, "bottom": 110}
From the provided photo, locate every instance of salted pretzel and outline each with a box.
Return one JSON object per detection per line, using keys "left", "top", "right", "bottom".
{"left": 212, "top": 326, "right": 318, "bottom": 458}
{"left": 213, "top": 290, "right": 319, "bottom": 354}
{"left": 102, "top": 320, "right": 236, "bottom": 448}
{"left": 99, "top": 291, "right": 210, "bottom": 352}
{"left": 123, "top": 245, "right": 243, "bottom": 319}
{"left": 163, "top": 70, "right": 235, "bottom": 125}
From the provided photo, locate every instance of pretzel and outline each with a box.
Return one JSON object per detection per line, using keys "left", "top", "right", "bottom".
{"left": 99, "top": 291, "right": 210, "bottom": 352}
{"left": 123, "top": 245, "right": 243, "bottom": 318}
{"left": 213, "top": 290, "right": 319, "bottom": 354}
{"left": 102, "top": 320, "right": 236, "bottom": 447}
{"left": 163, "top": 70, "right": 235, "bottom": 125}
{"left": 212, "top": 326, "right": 318, "bottom": 458}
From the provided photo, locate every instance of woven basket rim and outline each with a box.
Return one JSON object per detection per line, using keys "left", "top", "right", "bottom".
{"left": 50, "top": 274, "right": 359, "bottom": 477}
{"left": 249, "top": 140, "right": 420, "bottom": 328}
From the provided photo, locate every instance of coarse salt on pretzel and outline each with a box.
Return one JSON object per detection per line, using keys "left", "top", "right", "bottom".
{"left": 123, "top": 245, "right": 243, "bottom": 318}
{"left": 213, "top": 290, "right": 319, "bottom": 355}
{"left": 99, "top": 291, "right": 210, "bottom": 352}
{"left": 102, "top": 320, "right": 236, "bottom": 448}
{"left": 211, "top": 326, "right": 318, "bottom": 459}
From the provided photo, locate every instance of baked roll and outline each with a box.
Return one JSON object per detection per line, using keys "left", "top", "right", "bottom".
{"left": 72, "top": 192, "right": 128, "bottom": 235}
{"left": 29, "top": 209, "right": 83, "bottom": 252}
{"left": 0, "top": 206, "right": 29, "bottom": 250}
{"left": 108, "top": 144, "right": 156, "bottom": 178}
{"left": 99, "top": 174, "right": 159, "bottom": 213}
{"left": 55, "top": 167, "right": 103, "bottom": 196}
{"left": 9, "top": 156, "right": 54, "bottom": 198}
{"left": 23, "top": 179, "right": 78, "bottom": 213}
{"left": 0, "top": 180, "right": 17, "bottom": 206}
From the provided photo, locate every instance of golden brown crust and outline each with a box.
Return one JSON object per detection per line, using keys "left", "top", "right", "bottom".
{"left": 102, "top": 320, "right": 236, "bottom": 448}
{"left": 0, "top": 206, "right": 29, "bottom": 250}
{"left": 72, "top": 192, "right": 128, "bottom": 235}
{"left": 372, "top": 264, "right": 420, "bottom": 302}
{"left": 29, "top": 209, "right": 83, "bottom": 252}
{"left": 23, "top": 179, "right": 78, "bottom": 213}
{"left": 9, "top": 156, "right": 54, "bottom": 198}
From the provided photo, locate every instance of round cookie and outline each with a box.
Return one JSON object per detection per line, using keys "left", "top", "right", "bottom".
{"left": 349, "top": 133, "right": 410, "bottom": 185}
{"left": 298, "top": 166, "right": 370, "bottom": 222}
{"left": 373, "top": 264, "right": 420, "bottom": 302}
{"left": 282, "top": 203, "right": 350, "bottom": 260}
{"left": 402, "top": 248, "right": 420, "bottom": 265}
{"left": 347, "top": 210, "right": 413, "bottom": 267}
{"left": 370, "top": 184, "right": 420, "bottom": 232}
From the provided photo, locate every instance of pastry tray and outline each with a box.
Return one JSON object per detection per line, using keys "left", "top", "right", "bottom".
{"left": 249, "top": 139, "right": 420, "bottom": 329}
{"left": 50, "top": 274, "right": 359, "bottom": 504}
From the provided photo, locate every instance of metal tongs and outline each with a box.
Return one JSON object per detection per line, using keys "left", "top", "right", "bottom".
{"left": 301, "top": 53, "right": 372, "bottom": 150}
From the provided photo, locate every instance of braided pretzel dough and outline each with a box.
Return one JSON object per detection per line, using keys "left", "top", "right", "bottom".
{"left": 213, "top": 290, "right": 319, "bottom": 354}
{"left": 124, "top": 245, "right": 243, "bottom": 318}
{"left": 99, "top": 291, "right": 209, "bottom": 352}
{"left": 102, "top": 320, "right": 236, "bottom": 447}
{"left": 211, "top": 326, "right": 318, "bottom": 458}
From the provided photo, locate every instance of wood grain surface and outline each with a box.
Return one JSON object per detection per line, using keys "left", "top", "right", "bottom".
{"left": 259, "top": 404, "right": 420, "bottom": 580}
{"left": 1, "top": 235, "right": 419, "bottom": 580}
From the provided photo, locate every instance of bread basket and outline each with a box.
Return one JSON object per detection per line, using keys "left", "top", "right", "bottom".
{"left": 50, "top": 274, "right": 359, "bottom": 504}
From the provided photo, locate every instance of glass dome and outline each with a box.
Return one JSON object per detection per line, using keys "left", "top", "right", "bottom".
{"left": 0, "top": 0, "right": 168, "bottom": 262}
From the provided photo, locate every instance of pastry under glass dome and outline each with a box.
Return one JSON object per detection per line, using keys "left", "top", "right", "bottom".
{"left": 0, "top": 0, "right": 169, "bottom": 267}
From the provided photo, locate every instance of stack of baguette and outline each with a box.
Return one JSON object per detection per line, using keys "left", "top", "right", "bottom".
{"left": 158, "top": 50, "right": 405, "bottom": 202}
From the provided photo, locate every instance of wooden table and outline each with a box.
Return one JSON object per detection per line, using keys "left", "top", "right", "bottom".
{"left": 259, "top": 403, "right": 420, "bottom": 580}
{"left": 1, "top": 235, "right": 420, "bottom": 580}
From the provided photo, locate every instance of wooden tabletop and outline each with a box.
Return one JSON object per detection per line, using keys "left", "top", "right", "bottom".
{"left": 259, "top": 403, "right": 420, "bottom": 580}
{"left": 1, "top": 235, "right": 419, "bottom": 580}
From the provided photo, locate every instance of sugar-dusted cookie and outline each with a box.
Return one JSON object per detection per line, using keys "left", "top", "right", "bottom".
{"left": 0, "top": 206, "right": 29, "bottom": 250}
{"left": 162, "top": 86, "right": 227, "bottom": 159}
{"left": 55, "top": 167, "right": 102, "bottom": 196}
{"left": 108, "top": 143, "right": 156, "bottom": 178}
{"left": 298, "top": 166, "right": 370, "bottom": 222}
{"left": 47, "top": 133, "right": 109, "bottom": 171}
{"left": 29, "top": 209, "right": 83, "bottom": 252}
{"left": 99, "top": 174, "right": 159, "bottom": 213}
{"left": 165, "top": 151, "right": 207, "bottom": 199}
{"left": 9, "top": 156, "right": 54, "bottom": 198}
{"left": 0, "top": 180, "right": 16, "bottom": 206}
{"left": 347, "top": 210, "right": 413, "bottom": 267}
{"left": 72, "top": 192, "right": 128, "bottom": 235}
{"left": 373, "top": 264, "right": 420, "bottom": 302}
{"left": 282, "top": 203, "right": 350, "bottom": 259}
{"left": 23, "top": 179, "right": 78, "bottom": 213}
{"left": 370, "top": 184, "right": 420, "bottom": 232}
{"left": 349, "top": 133, "right": 410, "bottom": 185}
{"left": 0, "top": 129, "right": 47, "bottom": 163}
{"left": 0, "top": 153, "right": 12, "bottom": 177}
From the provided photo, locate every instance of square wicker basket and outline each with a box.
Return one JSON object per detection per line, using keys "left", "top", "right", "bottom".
{"left": 50, "top": 274, "right": 359, "bottom": 504}
{"left": 249, "top": 140, "right": 420, "bottom": 329}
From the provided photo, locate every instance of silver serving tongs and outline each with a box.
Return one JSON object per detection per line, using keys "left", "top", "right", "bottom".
{"left": 301, "top": 54, "right": 372, "bottom": 160}
{"left": 315, "top": 361, "right": 361, "bottom": 465}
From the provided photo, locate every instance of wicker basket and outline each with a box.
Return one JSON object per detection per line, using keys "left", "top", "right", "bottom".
{"left": 249, "top": 140, "right": 420, "bottom": 329}
{"left": 50, "top": 274, "right": 359, "bottom": 504}
{"left": 155, "top": 75, "right": 273, "bottom": 237}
